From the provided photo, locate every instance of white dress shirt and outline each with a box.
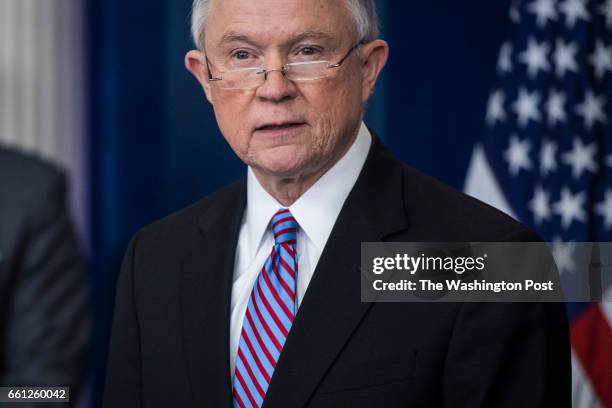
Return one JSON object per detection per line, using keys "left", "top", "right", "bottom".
{"left": 229, "top": 122, "right": 372, "bottom": 376}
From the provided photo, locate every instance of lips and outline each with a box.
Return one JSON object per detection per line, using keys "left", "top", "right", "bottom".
{"left": 255, "top": 122, "right": 306, "bottom": 131}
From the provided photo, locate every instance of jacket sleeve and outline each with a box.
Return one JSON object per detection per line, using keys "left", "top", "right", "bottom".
{"left": 1, "top": 170, "right": 90, "bottom": 407}
{"left": 103, "top": 234, "right": 143, "bottom": 408}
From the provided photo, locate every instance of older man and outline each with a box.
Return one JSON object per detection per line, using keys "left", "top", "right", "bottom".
{"left": 104, "top": 1, "right": 571, "bottom": 407}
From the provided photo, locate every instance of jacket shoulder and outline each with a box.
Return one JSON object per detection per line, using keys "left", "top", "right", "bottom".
{"left": 133, "top": 178, "right": 245, "bottom": 247}
{"left": 0, "top": 148, "right": 65, "bottom": 196}
{"left": 398, "top": 163, "right": 538, "bottom": 241}
{"left": 0, "top": 148, "right": 68, "bottom": 226}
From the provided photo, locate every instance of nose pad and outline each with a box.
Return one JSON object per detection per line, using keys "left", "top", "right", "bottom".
{"left": 256, "top": 68, "right": 296, "bottom": 100}
{"left": 263, "top": 68, "right": 287, "bottom": 81}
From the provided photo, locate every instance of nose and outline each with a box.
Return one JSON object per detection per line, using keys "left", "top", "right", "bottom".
{"left": 255, "top": 68, "right": 298, "bottom": 103}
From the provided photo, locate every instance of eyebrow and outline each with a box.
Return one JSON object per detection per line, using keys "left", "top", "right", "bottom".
{"left": 291, "top": 30, "right": 335, "bottom": 43}
{"left": 218, "top": 31, "right": 254, "bottom": 46}
{"left": 217, "top": 30, "right": 335, "bottom": 48}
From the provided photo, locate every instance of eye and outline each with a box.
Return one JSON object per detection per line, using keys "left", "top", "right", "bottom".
{"left": 231, "top": 50, "right": 251, "bottom": 60}
{"left": 298, "top": 46, "right": 320, "bottom": 57}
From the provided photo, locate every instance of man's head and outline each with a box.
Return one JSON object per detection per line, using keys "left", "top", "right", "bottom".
{"left": 189, "top": 0, "right": 380, "bottom": 50}
{"left": 185, "top": 0, "right": 388, "bottom": 183}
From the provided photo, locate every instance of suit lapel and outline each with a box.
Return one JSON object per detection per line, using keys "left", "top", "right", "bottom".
{"left": 263, "top": 138, "right": 410, "bottom": 408}
{"left": 180, "top": 180, "right": 246, "bottom": 408}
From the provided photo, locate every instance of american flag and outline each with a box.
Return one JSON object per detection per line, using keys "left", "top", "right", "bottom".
{"left": 465, "top": 0, "right": 612, "bottom": 406}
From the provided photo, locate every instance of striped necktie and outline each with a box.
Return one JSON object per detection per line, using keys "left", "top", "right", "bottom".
{"left": 232, "top": 208, "right": 298, "bottom": 408}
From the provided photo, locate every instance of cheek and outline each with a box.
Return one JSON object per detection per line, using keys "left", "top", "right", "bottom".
{"left": 212, "top": 92, "right": 252, "bottom": 156}
{"left": 307, "top": 78, "right": 363, "bottom": 149}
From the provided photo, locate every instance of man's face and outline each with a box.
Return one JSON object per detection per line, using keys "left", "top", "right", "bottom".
{"left": 187, "top": 0, "right": 387, "bottom": 179}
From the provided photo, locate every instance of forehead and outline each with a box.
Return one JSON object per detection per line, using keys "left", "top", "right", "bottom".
{"left": 205, "top": 0, "right": 354, "bottom": 47}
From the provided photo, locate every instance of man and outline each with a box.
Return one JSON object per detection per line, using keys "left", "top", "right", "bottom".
{"left": 0, "top": 147, "right": 90, "bottom": 405}
{"left": 104, "top": 0, "right": 571, "bottom": 407}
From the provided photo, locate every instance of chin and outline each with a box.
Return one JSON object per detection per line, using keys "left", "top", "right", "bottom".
{"left": 255, "top": 162, "right": 306, "bottom": 178}
{"left": 250, "top": 150, "right": 310, "bottom": 176}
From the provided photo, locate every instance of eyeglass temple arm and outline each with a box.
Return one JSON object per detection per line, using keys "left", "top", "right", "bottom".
{"left": 205, "top": 57, "right": 222, "bottom": 81}
{"left": 329, "top": 41, "right": 365, "bottom": 68}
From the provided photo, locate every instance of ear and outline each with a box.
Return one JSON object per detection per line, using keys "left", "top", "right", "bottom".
{"left": 359, "top": 39, "right": 389, "bottom": 103}
{"left": 185, "top": 50, "right": 214, "bottom": 104}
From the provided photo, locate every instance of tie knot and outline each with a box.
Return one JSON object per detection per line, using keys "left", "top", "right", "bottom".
{"left": 271, "top": 209, "right": 298, "bottom": 245}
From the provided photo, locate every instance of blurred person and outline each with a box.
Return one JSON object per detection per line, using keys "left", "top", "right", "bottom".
{"left": 104, "top": 0, "right": 571, "bottom": 407}
{"left": 0, "top": 147, "right": 90, "bottom": 405}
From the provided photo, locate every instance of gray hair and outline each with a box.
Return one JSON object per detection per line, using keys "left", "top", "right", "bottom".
{"left": 190, "top": 0, "right": 380, "bottom": 50}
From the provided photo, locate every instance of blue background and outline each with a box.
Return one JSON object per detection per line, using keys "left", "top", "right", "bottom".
{"left": 87, "top": 0, "right": 511, "bottom": 404}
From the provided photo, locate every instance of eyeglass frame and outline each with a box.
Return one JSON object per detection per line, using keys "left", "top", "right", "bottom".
{"left": 204, "top": 41, "right": 365, "bottom": 87}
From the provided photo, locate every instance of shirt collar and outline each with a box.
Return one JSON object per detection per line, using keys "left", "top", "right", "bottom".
{"left": 245, "top": 122, "right": 372, "bottom": 257}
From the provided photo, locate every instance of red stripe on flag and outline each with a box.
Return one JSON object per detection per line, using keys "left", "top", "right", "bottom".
{"left": 571, "top": 304, "right": 612, "bottom": 408}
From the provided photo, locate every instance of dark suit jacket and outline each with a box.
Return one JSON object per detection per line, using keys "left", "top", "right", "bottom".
{"left": 0, "top": 148, "right": 90, "bottom": 406}
{"left": 104, "top": 137, "right": 571, "bottom": 407}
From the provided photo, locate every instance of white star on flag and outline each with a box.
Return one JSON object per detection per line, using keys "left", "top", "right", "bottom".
{"left": 595, "top": 189, "right": 612, "bottom": 229}
{"left": 487, "top": 90, "right": 507, "bottom": 126}
{"left": 554, "top": 39, "right": 579, "bottom": 77}
{"left": 527, "top": 0, "right": 558, "bottom": 27}
{"left": 559, "top": 0, "right": 590, "bottom": 28}
{"left": 519, "top": 38, "right": 551, "bottom": 78}
{"left": 599, "top": 0, "right": 612, "bottom": 28}
{"left": 561, "top": 138, "right": 599, "bottom": 179}
{"left": 504, "top": 134, "right": 533, "bottom": 176}
{"left": 589, "top": 39, "right": 612, "bottom": 80}
{"left": 575, "top": 89, "right": 607, "bottom": 130}
{"left": 545, "top": 89, "right": 567, "bottom": 126}
{"left": 529, "top": 185, "right": 552, "bottom": 224}
{"left": 551, "top": 238, "right": 576, "bottom": 275}
{"left": 553, "top": 187, "right": 587, "bottom": 229}
{"left": 540, "top": 139, "right": 558, "bottom": 176}
{"left": 498, "top": 42, "right": 514, "bottom": 74}
{"left": 513, "top": 87, "right": 541, "bottom": 127}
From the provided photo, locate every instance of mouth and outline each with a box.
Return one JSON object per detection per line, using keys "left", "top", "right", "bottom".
{"left": 254, "top": 121, "right": 307, "bottom": 136}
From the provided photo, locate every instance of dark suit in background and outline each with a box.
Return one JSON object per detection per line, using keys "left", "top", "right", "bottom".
{"left": 0, "top": 148, "right": 90, "bottom": 405}
{"left": 104, "top": 138, "right": 571, "bottom": 407}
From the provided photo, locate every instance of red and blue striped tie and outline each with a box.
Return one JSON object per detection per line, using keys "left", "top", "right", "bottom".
{"left": 232, "top": 209, "right": 298, "bottom": 408}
